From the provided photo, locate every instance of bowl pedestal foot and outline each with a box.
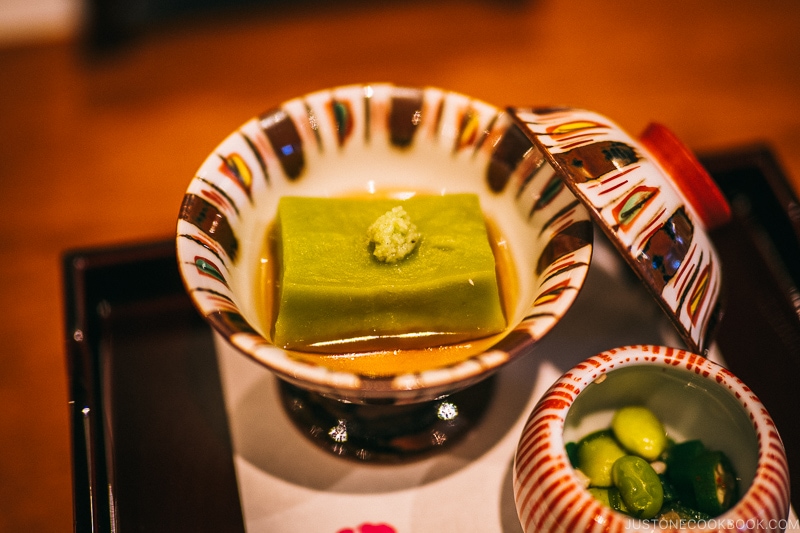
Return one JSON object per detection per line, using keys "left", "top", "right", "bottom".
{"left": 277, "top": 377, "right": 496, "bottom": 462}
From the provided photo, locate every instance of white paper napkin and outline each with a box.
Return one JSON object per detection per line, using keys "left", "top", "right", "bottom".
{"left": 215, "top": 235, "right": 798, "bottom": 533}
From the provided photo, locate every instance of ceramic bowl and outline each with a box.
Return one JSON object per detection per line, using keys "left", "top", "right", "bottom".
{"left": 508, "top": 109, "right": 727, "bottom": 355}
{"left": 514, "top": 345, "right": 790, "bottom": 533}
{"left": 176, "top": 83, "right": 593, "bottom": 404}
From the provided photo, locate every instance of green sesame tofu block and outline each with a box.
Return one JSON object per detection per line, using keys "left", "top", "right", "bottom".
{"left": 272, "top": 194, "right": 506, "bottom": 352}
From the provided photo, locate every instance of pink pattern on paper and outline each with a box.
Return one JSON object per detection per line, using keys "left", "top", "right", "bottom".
{"left": 337, "top": 523, "right": 397, "bottom": 533}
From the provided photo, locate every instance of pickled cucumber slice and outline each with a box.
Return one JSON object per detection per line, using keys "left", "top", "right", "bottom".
{"left": 690, "top": 450, "right": 738, "bottom": 515}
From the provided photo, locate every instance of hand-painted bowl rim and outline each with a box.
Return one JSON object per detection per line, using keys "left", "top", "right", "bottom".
{"left": 513, "top": 344, "right": 790, "bottom": 533}
{"left": 176, "top": 83, "right": 594, "bottom": 402}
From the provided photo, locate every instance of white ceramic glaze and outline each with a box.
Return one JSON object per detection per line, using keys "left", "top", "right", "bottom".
{"left": 514, "top": 345, "right": 790, "bottom": 533}
{"left": 177, "top": 83, "right": 593, "bottom": 403}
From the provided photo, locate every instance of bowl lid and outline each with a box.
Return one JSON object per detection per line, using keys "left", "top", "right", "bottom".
{"left": 508, "top": 108, "right": 730, "bottom": 354}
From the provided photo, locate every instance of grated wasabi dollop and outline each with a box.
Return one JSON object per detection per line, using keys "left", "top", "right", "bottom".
{"left": 367, "top": 206, "right": 421, "bottom": 263}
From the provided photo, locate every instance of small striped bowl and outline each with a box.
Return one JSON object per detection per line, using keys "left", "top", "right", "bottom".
{"left": 514, "top": 345, "right": 790, "bottom": 533}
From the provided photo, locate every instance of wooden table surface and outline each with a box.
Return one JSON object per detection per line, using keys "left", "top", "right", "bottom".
{"left": 1, "top": 1, "right": 799, "bottom": 530}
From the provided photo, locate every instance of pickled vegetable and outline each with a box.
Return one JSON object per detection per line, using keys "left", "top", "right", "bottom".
{"left": 611, "top": 406, "right": 667, "bottom": 461}
{"left": 689, "top": 450, "right": 738, "bottom": 515}
{"left": 568, "top": 407, "right": 740, "bottom": 520}
{"left": 566, "top": 441, "right": 579, "bottom": 468}
{"left": 657, "top": 501, "right": 712, "bottom": 522}
{"left": 588, "top": 487, "right": 631, "bottom": 514}
{"left": 611, "top": 455, "right": 664, "bottom": 519}
{"left": 588, "top": 487, "right": 612, "bottom": 507}
{"left": 576, "top": 430, "right": 627, "bottom": 487}
{"left": 665, "top": 439, "right": 706, "bottom": 497}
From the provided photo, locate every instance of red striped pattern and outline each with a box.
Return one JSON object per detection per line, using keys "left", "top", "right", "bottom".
{"left": 513, "top": 345, "right": 790, "bottom": 533}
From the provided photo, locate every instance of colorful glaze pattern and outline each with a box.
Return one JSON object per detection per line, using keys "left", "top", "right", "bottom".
{"left": 176, "top": 84, "right": 593, "bottom": 403}
{"left": 513, "top": 345, "right": 790, "bottom": 533}
{"left": 510, "top": 108, "right": 723, "bottom": 354}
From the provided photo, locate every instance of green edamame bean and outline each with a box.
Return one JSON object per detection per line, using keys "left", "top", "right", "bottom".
{"left": 607, "top": 486, "right": 632, "bottom": 514}
{"left": 588, "top": 487, "right": 631, "bottom": 514}
{"left": 576, "top": 430, "right": 627, "bottom": 487}
{"left": 611, "top": 406, "right": 667, "bottom": 461}
{"left": 611, "top": 455, "right": 664, "bottom": 519}
{"left": 587, "top": 487, "right": 611, "bottom": 507}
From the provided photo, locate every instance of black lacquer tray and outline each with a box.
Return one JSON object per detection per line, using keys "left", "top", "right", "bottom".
{"left": 63, "top": 145, "right": 800, "bottom": 532}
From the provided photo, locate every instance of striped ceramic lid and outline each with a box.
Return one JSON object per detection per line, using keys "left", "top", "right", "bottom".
{"left": 509, "top": 109, "right": 728, "bottom": 354}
